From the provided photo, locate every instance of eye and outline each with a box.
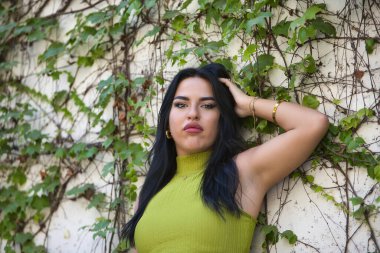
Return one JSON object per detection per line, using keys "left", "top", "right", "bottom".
{"left": 201, "top": 103, "right": 217, "bottom": 109}
{"left": 173, "top": 102, "right": 187, "bottom": 109}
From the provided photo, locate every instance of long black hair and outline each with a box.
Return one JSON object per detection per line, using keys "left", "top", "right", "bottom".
{"left": 122, "top": 63, "right": 246, "bottom": 245}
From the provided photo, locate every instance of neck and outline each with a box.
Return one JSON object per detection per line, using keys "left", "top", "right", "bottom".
{"left": 176, "top": 150, "right": 211, "bottom": 176}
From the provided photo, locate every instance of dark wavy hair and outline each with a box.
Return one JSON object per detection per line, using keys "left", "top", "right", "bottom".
{"left": 122, "top": 63, "right": 246, "bottom": 245}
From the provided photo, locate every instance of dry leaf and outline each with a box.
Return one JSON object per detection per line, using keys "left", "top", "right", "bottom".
{"left": 119, "top": 111, "right": 126, "bottom": 121}
{"left": 353, "top": 70, "right": 364, "bottom": 80}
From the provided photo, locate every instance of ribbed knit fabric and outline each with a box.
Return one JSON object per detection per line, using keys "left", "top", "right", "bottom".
{"left": 135, "top": 151, "right": 256, "bottom": 253}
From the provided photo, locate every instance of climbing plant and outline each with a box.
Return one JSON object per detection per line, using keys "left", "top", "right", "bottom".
{"left": 0, "top": 0, "right": 379, "bottom": 252}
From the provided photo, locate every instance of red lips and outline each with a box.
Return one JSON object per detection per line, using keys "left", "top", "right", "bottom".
{"left": 184, "top": 122, "right": 203, "bottom": 133}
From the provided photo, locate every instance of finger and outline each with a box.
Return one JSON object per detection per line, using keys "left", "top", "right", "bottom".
{"left": 218, "top": 78, "right": 234, "bottom": 87}
{"left": 218, "top": 77, "right": 229, "bottom": 85}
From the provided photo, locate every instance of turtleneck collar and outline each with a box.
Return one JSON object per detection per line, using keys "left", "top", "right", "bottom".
{"left": 176, "top": 150, "right": 211, "bottom": 176}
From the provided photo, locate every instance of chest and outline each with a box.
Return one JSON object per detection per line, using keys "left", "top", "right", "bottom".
{"left": 135, "top": 174, "right": 255, "bottom": 253}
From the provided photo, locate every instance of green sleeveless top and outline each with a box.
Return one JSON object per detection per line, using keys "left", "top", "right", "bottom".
{"left": 135, "top": 151, "right": 256, "bottom": 253}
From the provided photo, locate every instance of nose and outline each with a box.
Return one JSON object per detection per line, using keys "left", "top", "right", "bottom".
{"left": 187, "top": 104, "right": 199, "bottom": 120}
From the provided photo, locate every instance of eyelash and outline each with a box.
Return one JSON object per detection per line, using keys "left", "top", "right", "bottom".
{"left": 202, "top": 104, "right": 217, "bottom": 109}
{"left": 173, "top": 103, "right": 216, "bottom": 109}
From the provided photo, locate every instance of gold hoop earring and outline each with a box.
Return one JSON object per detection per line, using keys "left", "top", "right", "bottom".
{"left": 165, "top": 130, "right": 172, "bottom": 139}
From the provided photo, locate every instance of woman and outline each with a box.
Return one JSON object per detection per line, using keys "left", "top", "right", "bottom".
{"left": 122, "top": 63, "right": 329, "bottom": 252}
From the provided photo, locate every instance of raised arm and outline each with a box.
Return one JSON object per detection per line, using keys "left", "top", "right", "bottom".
{"left": 219, "top": 78, "right": 329, "bottom": 193}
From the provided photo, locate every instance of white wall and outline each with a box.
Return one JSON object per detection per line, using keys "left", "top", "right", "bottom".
{"left": 2, "top": 0, "right": 379, "bottom": 252}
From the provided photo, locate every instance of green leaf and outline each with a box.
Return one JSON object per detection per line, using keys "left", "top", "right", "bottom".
{"left": 102, "top": 138, "right": 113, "bottom": 149}
{"left": 69, "top": 142, "right": 86, "bottom": 156}
{"left": 180, "top": 0, "right": 193, "bottom": 10}
{"left": 31, "top": 195, "right": 50, "bottom": 211}
{"left": 205, "top": 40, "right": 225, "bottom": 51}
{"left": 55, "top": 148, "right": 66, "bottom": 159}
{"left": 311, "top": 185, "right": 323, "bottom": 192}
{"left": 357, "top": 108, "right": 374, "bottom": 118}
{"left": 163, "top": 10, "right": 180, "bottom": 19}
{"left": 224, "top": 0, "right": 242, "bottom": 12}
{"left": 253, "top": 54, "right": 274, "bottom": 74}
{"left": 87, "top": 192, "right": 106, "bottom": 209}
{"left": 289, "top": 17, "right": 306, "bottom": 31}
{"left": 374, "top": 164, "right": 380, "bottom": 181}
{"left": 298, "top": 26, "right": 316, "bottom": 43}
{"left": 155, "top": 75, "right": 165, "bottom": 85}
{"left": 246, "top": 12, "right": 272, "bottom": 31}
{"left": 129, "top": 143, "right": 146, "bottom": 167}
{"left": 281, "top": 230, "right": 297, "bottom": 244}
{"left": 302, "top": 95, "right": 320, "bottom": 109}
{"left": 272, "top": 20, "right": 291, "bottom": 36}
{"left": 194, "top": 47, "right": 205, "bottom": 57}
{"left": 290, "top": 170, "right": 301, "bottom": 179}
{"left": 0, "top": 61, "right": 18, "bottom": 70}
{"left": 8, "top": 168, "right": 27, "bottom": 186}
{"left": 39, "top": 42, "right": 65, "bottom": 61}
{"left": 24, "top": 143, "right": 41, "bottom": 156}
{"left": 346, "top": 137, "right": 365, "bottom": 152}
{"left": 205, "top": 7, "right": 219, "bottom": 26}
{"left": 26, "top": 130, "right": 44, "bottom": 141}
{"left": 328, "top": 124, "right": 339, "bottom": 136}
{"left": 353, "top": 206, "right": 365, "bottom": 219}
{"left": 50, "top": 71, "right": 61, "bottom": 80}
{"left": 261, "top": 225, "right": 279, "bottom": 245}
{"left": 350, "top": 197, "right": 363, "bottom": 206}
{"left": 304, "top": 4, "right": 325, "bottom": 20}
{"left": 310, "top": 17, "right": 336, "bottom": 36}
{"left": 52, "top": 90, "right": 69, "bottom": 108}
{"left": 340, "top": 115, "right": 360, "bottom": 130}
{"left": 86, "top": 11, "right": 111, "bottom": 24}
{"left": 15, "top": 233, "right": 33, "bottom": 244}
{"left": 99, "top": 120, "right": 116, "bottom": 137}
{"left": 332, "top": 98, "right": 341, "bottom": 105}
{"left": 289, "top": 4, "right": 325, "bottom": 31}
{"left": 78, "top": 146, "right": 98, "bottom": 160}
{"left": 305, "top": 175, "right": 314, "bottom": 183}
{"left": 66, "top": 183, "right": 95, "bottom": 197}
{"left": 172, "top": 15, "right": 185, "bottom": 31}
{"left": 133, "top": 77, "right": 146, "bottom": 86}
{"left": 14, "top": 24, "right": 33, "bottom": 35}
{"left": 78, "top": 56, "right": 94, "bottom": 67}
{"left": 243, "top": 44, "right": 257, "bottom": 61}
{"left": 0, "top": 22, "right": 16, "bottom": 33}
{"left": 28, "top": 29, "right": 45, "bottom": 42}
{"left": 256, "top": 119, "right": 267, "bottom": 131}
{"left": 102, "top": 161, "right": 115, "bottom": 177}
{"left": 365, "top": 39, "right": 377, "bottom": 54}
{"left": 89, "top": 217, "right": 113, "bottom": 239}
{"left": 80, "top": 26, "right": 97, "bottom": 41}
{"left": 136, "top": 26, "right": 160, "bottom": 46}
{"left": 144, "top": 0, "right": 156, "bottom": 9}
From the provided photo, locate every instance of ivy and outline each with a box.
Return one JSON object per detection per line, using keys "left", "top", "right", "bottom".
{"left": 0, "top": 0, "right": 379, "bottom": 252}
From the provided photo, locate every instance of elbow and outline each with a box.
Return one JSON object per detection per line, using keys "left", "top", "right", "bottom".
{"left": 313, "top": 114, "right": 330, "bottom": 135}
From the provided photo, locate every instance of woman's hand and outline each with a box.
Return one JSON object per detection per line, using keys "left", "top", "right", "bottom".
{"left": 218, "top": 78, "right": 253, "bottom": 118}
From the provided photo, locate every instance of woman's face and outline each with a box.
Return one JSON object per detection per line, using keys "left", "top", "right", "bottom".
{"left": 169, "top": 77, "right": 220, "bottom": 156}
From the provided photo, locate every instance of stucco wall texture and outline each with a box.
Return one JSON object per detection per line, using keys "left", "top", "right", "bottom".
{"left": 1, "top": 0, "right": 379, "bottom": 253}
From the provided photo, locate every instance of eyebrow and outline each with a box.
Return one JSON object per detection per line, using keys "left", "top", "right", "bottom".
{"left": 173, "top": 96, "right": 215, "bottom": 101}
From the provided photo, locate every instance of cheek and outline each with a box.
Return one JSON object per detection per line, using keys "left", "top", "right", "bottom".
{"left": 168, "top": 110, "right": 180, "bottom": 131}
{"left": 208, "top": 113, "right": 220, "bottom": 137}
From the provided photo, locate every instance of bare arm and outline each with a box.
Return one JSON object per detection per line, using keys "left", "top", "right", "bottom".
{"left": 219, "top": 78, "right": 329, "bottom": 193}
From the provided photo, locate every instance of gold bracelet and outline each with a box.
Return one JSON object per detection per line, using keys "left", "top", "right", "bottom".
{"left": 249, "top": 97, "right": 259, "bottom": 117}
{"left": 272, "top": 101, "right": 284, "bottom": 125}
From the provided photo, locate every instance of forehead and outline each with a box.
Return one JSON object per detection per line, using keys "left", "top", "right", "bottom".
{"left": 174, "top": 77, "right": 214, "bottom": 97}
